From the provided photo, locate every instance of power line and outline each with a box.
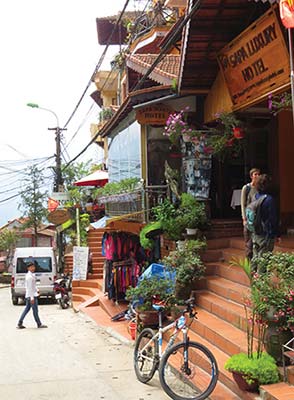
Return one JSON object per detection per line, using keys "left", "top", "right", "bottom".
{"left": 62, "top": 0, "right": 131, "bottom": 130}
{"left": 64, "top": 102, "right": 96, "bottom": 151}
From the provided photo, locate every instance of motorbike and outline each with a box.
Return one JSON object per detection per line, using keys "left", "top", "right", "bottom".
{"left": 53, "top": 274, "right": 72, "bottom": 309}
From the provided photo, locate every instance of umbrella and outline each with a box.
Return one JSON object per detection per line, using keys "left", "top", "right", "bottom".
{"left": 74, "top": 170, "right": 109, "bottom": 187}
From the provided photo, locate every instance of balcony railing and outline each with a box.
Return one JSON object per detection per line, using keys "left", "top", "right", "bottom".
{"left": 98, "top": 184, "right": 169, "bottom": 223}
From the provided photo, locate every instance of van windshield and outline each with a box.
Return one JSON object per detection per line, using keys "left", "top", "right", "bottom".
{"left": 16, "top": 257, "right": 52, "bottom": 273}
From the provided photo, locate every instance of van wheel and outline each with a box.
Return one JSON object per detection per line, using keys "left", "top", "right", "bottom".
{"left": 12, "top": 297, "right": 18, "bottom": 305}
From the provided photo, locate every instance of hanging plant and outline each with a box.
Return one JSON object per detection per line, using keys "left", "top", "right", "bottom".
{"left": 268, "top": 91, "right": 292, "bottom": 115}
{"left": 163, "top": 108, "right": 246, "bottom": 159}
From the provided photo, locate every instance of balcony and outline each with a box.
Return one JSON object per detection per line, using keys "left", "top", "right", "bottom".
{"left": 98, "top": 184, "right": 169, "bottom": 223}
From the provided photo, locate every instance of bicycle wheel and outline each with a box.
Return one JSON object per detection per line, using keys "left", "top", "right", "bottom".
{"left": 159, "top": 341, "right": 218, "bottom": 400}
{"left": 134, "top": 328, "right": 159, "bottom": 383}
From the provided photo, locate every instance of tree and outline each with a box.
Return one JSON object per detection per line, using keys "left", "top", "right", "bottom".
{"left": 62, "top": 161, "right": 92, "bottom": 206}
{"left": 18, "top": 165, "right": 48, "bottom": 246}
{"left": 0, "top": 229, "right": 19, "bottom": 271}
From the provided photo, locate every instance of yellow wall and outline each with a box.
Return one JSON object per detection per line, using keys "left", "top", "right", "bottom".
{"left": 204, "top": 72, "right": 233, "bottom": 123}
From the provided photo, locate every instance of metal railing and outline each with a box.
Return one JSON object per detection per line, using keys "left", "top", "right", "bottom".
{"left": 101, "top": 184, "right": 169, "bottom": 223}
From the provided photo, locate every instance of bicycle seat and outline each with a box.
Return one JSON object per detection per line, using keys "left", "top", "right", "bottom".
{"left": 152, "top": 303, "right": 166, "bottom": 312}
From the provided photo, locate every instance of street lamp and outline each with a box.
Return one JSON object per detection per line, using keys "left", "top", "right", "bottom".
{"left": 27, "top": 102, "right": 66, "bottom": 272}
{"left": 27, "top": 103, "right": 64, "bottom": 192}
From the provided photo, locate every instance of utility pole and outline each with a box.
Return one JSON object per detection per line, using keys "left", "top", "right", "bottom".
{"left": 27, "top": 103, "right": 67, "bottom": 273}
{"left": 48, "top": 126, "right": 66, "bottom": 192}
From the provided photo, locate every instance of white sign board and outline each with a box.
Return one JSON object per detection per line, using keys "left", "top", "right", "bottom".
{"left": 72, "top": 246, "right": 89, "bottom": 281}
{"left": 50, "top": 192, "right": 70, "bottom": 201}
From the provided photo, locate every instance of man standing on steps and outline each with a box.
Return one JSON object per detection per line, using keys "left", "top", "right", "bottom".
{"left": 252, "top": 174, "right": 281, "bottom": 271}
{"left": 17, "top": 262, "right": 47, "bottom": 329}
{"left": 240, "top": 168, "right": 260, "bottom": 259}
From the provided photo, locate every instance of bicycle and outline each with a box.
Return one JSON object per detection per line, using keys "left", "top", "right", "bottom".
{"left": 134, "top": 298, "right": 218, "bottom": 400}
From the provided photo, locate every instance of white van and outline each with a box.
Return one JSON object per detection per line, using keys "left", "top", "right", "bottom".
{"left": 11, "top": 247, "right": 57, "bottom": 305}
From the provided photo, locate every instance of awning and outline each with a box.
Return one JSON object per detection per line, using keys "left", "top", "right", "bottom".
{"left": 74, "top": 170, "right": 109, "bottom": 187}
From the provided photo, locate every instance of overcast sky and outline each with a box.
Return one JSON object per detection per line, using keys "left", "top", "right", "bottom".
{"left": 0, "top": 0, "right": 139, "bottom": 226}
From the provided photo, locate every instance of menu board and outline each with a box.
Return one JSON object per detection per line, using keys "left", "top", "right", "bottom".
{"left": 72, "top": 246, "right": 89, "bottom": 281}
{"left": 181, "top": 139, "right": 212, "bottom": 199}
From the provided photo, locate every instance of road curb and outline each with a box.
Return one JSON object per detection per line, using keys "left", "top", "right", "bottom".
{"left": 0, "top": 285, "right": 10, "bottom": 289}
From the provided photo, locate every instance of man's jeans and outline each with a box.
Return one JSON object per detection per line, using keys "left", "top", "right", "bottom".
{"left": 18, "top": 297, "right": 42, "bottom": 327}
{"left": 252, "top": 234, "right": 275, "bottom": 273}
{"left": 243, "top": 226, "right": 253, "bottom": 259}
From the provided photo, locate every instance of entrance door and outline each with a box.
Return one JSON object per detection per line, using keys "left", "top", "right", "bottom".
{"left": 210, "top": 117, "right": 274, "bottom": 219}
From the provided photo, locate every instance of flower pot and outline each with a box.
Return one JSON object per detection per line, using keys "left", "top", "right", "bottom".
{"left": 136, "top": 310, "right": 160, "bottom": 326}
{"left": 232, "top": 127, "right": 245, "bottom": 139}
{"left": 175, "top": 281, "right": 193, "bottom": 301}
{"left": 232, "top": 371, "right": 259, "bottom": 392}
{"left": 176, "top": 240, "right": 186, "bottom": 251}
{"left": 264, "top": 324, "right": 293, "bottom": 366}
{"left": 128, "top": 321, "right": 137, "bottom": 340}
{"left": 185, "top": 228, "right": 198, "bottom": 236}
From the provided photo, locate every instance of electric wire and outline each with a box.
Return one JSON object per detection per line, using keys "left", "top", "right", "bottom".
{"left": 62, "top": 0, "right": 131, "bottom": 130}
{"left": 64, "top": 102, "right": 96, "bottom": 150}
{"left": 63, "top": 0, "right": 152, "bottom": 168}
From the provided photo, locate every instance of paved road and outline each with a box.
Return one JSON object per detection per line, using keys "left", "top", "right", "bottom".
{"left": 0, "top": 287, "right": 168, "bottom": 400}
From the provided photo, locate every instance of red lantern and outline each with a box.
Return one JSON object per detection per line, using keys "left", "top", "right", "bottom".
{"left": 232, "top": 127, "right": 245, "bottom": 139}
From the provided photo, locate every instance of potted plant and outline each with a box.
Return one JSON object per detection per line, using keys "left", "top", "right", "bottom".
{"left": 161, "top": 239, "right": 206, "bottom": 301}
{"left": 225, "top": 256, "right": 281, "bottom": 391}
{"left": 125, "top": 276, "right": 174, "bottom": 326}
{"left": 250, "top": 252, "right": 294, "bottom": 364}
{"left": 178, "top": 193, "right": 208, "bottom": 235}
{"left": 225, "top": 352, "right": 280, "bottom": 392}
{"left": 268, "top": 91, "right": 292, "bottom": 115}
{"left": 152, "top": 199, "right": 186, "bottom": 241}
{"left": 162, "top": 108, "right": 246, "bottom": 159}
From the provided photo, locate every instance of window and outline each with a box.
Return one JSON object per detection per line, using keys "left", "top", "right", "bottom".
{"left": 16, "top": 257, "right": 52, "bottom": 273}
{"left": 108, "top": 121, "right": 141, "bottom": 181}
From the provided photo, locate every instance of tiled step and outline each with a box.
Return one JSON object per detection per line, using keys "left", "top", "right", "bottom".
{"left": 190, "top": 308, "right": 250, "bottom": 356}
{"left": 205, "top": 262, "right": 250, "bottom": 287}
{"left": 92, "top": 256, "right": 105, "bottom": 263}
{"left": 72, "top": 286, "right": 99, "bottom": 297}
{"left": 78, "top": 279, "right": 103, "bottom": 289}
{"left": 260, "top": 382, "right": 294, "bottom": 400}
{"left": 228, "top": 236, "right": 294, "bottom": 254}
{"left": 205, "top": 276, "right": 250, "bottom": 305}
{"left": 207, "top": 238, "right": 230, "bottom": 250}
{"left": 72, "top": 293, "right": 92, "bottom": 303}
{"left": 229, "top": 238, "right": 246, "bottom": 251}
{"left": 201, "top": 249, "right": 223, "bottom": 263}
{"left": 164, "top": 328, "right": 258, "bottom": 399}
{"left": 194, "top": 290, "right": 247, "bottom": 332}
{"left": 87, "top": 273, "right": 103, "bottom": 280}
{"left": 221, "top": 247, "right": 245, "bottom": 263}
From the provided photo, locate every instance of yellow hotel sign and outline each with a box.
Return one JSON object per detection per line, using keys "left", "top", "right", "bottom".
{"left": 217, "top": 8, "right": 290, "bottom": 109}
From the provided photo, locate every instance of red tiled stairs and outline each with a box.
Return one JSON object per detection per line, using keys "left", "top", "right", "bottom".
{"left": 190, "top": 236, "right": 294, "bottom": 400}
{"left": 72, "top": 230, "right": 294, "bottom": 399}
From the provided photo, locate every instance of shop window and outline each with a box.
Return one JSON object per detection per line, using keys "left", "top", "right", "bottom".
{"left": 108, "top": 121, "right": 141, "bottom": 182}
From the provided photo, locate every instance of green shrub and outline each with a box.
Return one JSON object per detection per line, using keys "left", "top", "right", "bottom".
{"left": 225, "top": 352, "right": 280, "bottom": 385}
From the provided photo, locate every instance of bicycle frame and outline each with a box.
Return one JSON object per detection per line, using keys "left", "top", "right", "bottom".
{"left": 139, "top": 311, "right": 189, "bottom": 361}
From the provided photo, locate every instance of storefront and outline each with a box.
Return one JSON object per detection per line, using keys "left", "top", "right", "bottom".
{"left": 180, "top": 4, "right": 294, "bottom": 230}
